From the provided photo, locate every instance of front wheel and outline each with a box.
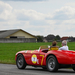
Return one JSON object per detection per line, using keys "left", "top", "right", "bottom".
{"left": 46, "top": 55, "right": 59, "bottom": 72}
{"left": 16, "top": 54, "right": 27, "bottom": 69}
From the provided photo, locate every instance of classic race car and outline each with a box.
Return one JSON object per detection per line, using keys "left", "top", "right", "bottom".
{"left": 15, "top": 45, "right": 75, "bottom": 72}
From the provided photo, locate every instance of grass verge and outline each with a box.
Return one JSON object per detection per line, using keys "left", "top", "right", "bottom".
{"left": 0, "top": 42, "right": 75, "bottom": 64}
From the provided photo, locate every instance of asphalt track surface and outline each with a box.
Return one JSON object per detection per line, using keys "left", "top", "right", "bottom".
{"left": 0, "top": 64, "right": 75, "bottom": 75}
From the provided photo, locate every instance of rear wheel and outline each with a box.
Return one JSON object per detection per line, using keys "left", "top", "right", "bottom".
{"left": 16, "top": 54, "right": 26, "bottom": 69}
{"left": 46, "top": 55, "right": 59, "bottom": 72}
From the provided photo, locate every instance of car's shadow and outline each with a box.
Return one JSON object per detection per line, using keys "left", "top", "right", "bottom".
{"left": 57, "top": 69, "right": 75, "bottom": 73}
{"left": 24, "top": 67, "right": 75, "bottom": 73}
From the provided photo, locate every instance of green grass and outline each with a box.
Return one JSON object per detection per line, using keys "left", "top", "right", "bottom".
{"left": 0, "top": 42, "right": 75, "bottom": 64}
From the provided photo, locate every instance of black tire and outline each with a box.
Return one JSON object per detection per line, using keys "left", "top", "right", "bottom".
{"left": 16, "top": 54, "right": 26, "bottom": 69}
{"left": 72, "top": 67, "right": 75, "bottom": 71}
{"left": 46, "top": 55, "right": 59, "bottom": 72}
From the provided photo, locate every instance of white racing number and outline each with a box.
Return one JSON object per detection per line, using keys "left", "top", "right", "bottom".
{"left": 31, "top": 54, "right": 37, "bottom": 64}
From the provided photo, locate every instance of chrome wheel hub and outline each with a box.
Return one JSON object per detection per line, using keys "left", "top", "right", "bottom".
{"left": 48, "top": 58, "right": 55, "bottom": 70}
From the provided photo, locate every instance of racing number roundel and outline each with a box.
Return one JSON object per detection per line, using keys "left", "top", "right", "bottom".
{"left": 31, "top": 54, "right": 37, "bottom": 64}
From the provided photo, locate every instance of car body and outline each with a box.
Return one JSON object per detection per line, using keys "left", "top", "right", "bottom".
{"left": 15, "top": 45, "right": 75, "bottom": 72}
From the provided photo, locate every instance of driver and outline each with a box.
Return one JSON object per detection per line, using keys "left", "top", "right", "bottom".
{"left": 59, "top": 40, "right": 69, "bottom": 50}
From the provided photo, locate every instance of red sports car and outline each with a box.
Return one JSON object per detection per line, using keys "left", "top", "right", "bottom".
{"left": 15, "top": 45, "right": 75, "bottom": 72}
